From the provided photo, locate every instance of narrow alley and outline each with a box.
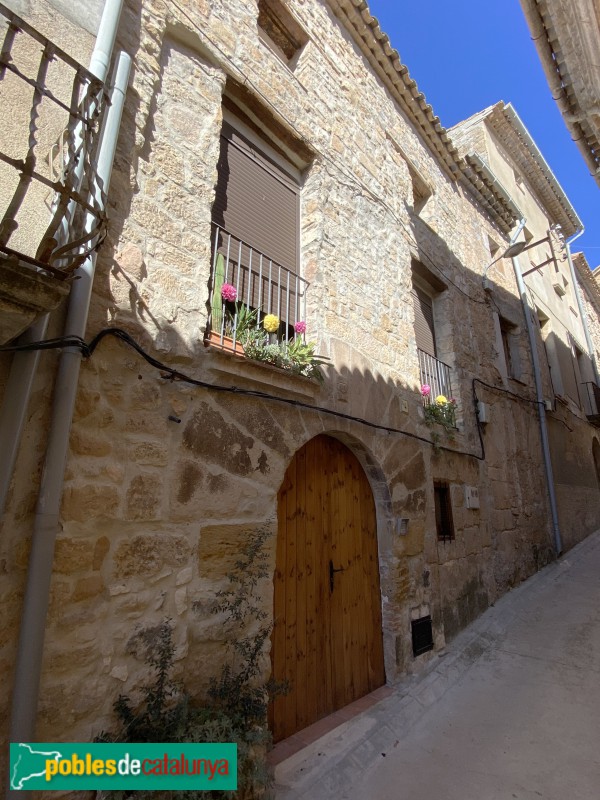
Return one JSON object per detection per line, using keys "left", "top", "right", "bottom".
{"left": 275, "top": 531, "right": 600, "bottom": 800}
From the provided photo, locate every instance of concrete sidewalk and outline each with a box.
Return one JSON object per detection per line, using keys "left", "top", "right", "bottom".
{"left": 274, "top": 531, "right": 600, "bottom": 800}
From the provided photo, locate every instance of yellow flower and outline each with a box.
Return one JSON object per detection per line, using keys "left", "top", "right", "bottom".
{"left": 435, "top": 395, "right": 448, "bottom": 406}
{"left": 263, "top": 314, "right": 280, "bottom": 333}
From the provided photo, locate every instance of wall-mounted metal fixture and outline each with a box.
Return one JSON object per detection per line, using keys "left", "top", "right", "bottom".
{"left": 395, "top": 518, "right": 410, "bottom": 536}
{"left": 477, "top": 401, "right": 490, "bottom": 424}
{"left": 482, "top": 223, "right": 567, "bottom": 287}
{"left": 465, "top": 485, "right": 480, "bottom": 509}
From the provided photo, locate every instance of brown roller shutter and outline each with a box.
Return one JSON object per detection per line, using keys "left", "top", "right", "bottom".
{"left": 212, "top": 121, "right": 298, "bottom": 273}
{"left": 412, "top": 286, "right": 436, "bottom": 356}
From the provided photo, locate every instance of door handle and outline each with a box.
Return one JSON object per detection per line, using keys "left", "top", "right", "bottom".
{"left": 329, "top": 559, "right": 344, "bottom": 593}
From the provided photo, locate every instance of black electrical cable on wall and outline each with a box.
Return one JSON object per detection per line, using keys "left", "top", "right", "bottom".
{"left": 1, "top": 327, "right": 488, "bottom": 461}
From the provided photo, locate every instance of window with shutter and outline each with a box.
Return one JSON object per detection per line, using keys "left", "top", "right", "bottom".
{"left": 213, "top": 120, "right": 299, "bottom": 273}
{"left": 412, "top": 285, "right": 436, "bottom": 357}
{"left": 211, "top": 112, "right": 302, "bottom": 334}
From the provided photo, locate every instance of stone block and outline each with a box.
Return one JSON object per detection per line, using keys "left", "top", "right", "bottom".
{"left": 125, "top": 473, "right": 163, "bottom": 520}
{"left": 113, "top": 534, "right": 191, "bottom": 579}
{"left": 74, "top": 389, "right": 101, "bottom": 421}
{"left": 54, "top": 537, "right": 96, "bottom": 574}
{"left": 183, "top": 403, "right": 254, "bottom": 477}
{"left": 61, "top": 484, "right": 120, "bottom": 523}
{"left": 93, "top": 537, "right": 110, "bottom": 570}
{"left": 198, "top": 523, "right": 266, "bottom": 578}
{"left": 71, "top": 575, "right": 105, "bottom": 602}
{"left": 131, "top": 441, "right": 169, "bottom": 466}
{"left": 69, "top": 428, "right": 112, "bottom": 457}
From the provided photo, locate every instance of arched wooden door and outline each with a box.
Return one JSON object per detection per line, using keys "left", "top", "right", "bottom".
{"left": 271, "top": 434, "right": 385, "bottom": 742}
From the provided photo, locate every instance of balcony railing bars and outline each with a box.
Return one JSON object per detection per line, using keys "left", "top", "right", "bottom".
{"left": 418, "top": 348, "right": 453, "bottom": 402}
{"left": 208, "top": 223, "right": 308, "bottom": 352}
{"left": 581, "top": 381, "right": 600, "bottom": 417}
{"left": 0, "top": 2, "right": 108, "bottom": 278}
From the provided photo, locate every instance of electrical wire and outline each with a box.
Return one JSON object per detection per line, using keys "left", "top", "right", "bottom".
{"left": 0, "top": 327, "right": 485, "bottom": 460}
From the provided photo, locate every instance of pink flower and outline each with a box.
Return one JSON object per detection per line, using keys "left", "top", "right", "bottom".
{"left": 294, "top": 320, "right": 307, "bottom": 334}
{"left": 221, "top": 283, "right": 237, "bottom": 302}
{"left": 421, "top": 384, "right": 431, "bottom": 397}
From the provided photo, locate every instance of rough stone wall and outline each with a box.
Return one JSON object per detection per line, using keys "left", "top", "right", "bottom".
{"left": 0, "top": 0, "right": 594, "bottom": 760}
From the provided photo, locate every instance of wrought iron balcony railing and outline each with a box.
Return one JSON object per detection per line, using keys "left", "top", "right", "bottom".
{"left": 0, "top": 2, "right": 108, "bottom": 278}
{"left": 207, "top": 222, "right": 309, "bottom": 352}
{"left": 418, "top": 348, "right": 453, "bottom": 402}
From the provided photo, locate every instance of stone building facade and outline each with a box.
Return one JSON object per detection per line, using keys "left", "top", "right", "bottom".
{"left": 1, "top": 0, "right": 599, "bottom": 768}
{"left": 520, "top": 0, "right": 600, "bottom": 187}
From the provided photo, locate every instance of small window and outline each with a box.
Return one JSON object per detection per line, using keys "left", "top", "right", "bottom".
{"left": 408, "top": 163, "right": 432, "bottom": 214}
{"left": 385, "top": 134, "right": 432, "bottom": 214}
{"left": 411, "top": 615, "right": 434, "bottom": 657}
{"left": 593, "top": 439, "right": 600, "bottom": 489}
{"left": 501, "top": 324, "right": 513, "bottom": 376}
{"left": 434, "top": 482, "right": 454, "bottom": 542}
{"left": 257, "top": 0, "right": 308, "bottom": 67}
{"left": 498, "top": 316, "right": 521, "bottom": 381}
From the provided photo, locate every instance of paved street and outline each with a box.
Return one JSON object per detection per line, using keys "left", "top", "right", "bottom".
{"left": 275, "top": 531, "right": 600, "bottom": 800}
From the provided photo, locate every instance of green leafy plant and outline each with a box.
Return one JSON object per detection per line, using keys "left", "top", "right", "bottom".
{"left": 225, "top": 303, "right": 260, "bottom": 342}
{"left": 423, "top": 395, "right": 457, "bottom": 448}
{"left": 242, "top": 329, "right": 327, "bottom": 381}
{"left": 96, "top": 524, "right": 285, "bottom": 800}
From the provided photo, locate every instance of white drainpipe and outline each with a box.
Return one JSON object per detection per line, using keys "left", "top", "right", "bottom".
{"left": 0, "top": 0, "right": 125, "bottom": 516}
{"left": 7, "top": 50, "right": 130, "bottom": 800}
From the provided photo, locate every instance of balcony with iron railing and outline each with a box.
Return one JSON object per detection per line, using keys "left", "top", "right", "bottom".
{"left": 417, "top": 348, "right": 456, "bottom": 427}
{"left": 0, "top": 2, "right": 107, "bottom": 342}
{"left": 205, "top": 223, "right": 325, "bottom": 382}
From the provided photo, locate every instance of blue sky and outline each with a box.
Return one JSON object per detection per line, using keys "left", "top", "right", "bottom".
{"left": 367, "top": 0, "right": 600, "bottom": 268}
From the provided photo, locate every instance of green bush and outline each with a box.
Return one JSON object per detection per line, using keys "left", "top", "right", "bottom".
{"left": 96, "top": 525, "right": 284, "bottom": 799}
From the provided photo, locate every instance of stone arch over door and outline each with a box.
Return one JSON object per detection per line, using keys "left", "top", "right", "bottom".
{"left": 270, "top": 433, "right": 386, "bottom": 743}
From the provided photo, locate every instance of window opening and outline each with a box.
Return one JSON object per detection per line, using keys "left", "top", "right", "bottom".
{"left": 412, "top": 262, "right": 452, "bottom": 403}
{"left": 257, "top": 0, "right": 308, "bottom": 67}
{"left": 434, "top": 482, "right": 454, "bottom": 542}
{"left": 209, "top": 106, "right": 306, "bottom": 345}
{"left": 593, "top": 439, "right": 600, "bottom": 489}
{"left": 498, "top": 316, "right": 521, "bottom": 381}
{"left": 411, "top": 616, "right": 434, "bottom": 657}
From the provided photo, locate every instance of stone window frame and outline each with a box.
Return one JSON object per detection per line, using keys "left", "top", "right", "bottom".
{"left": 386, "top": 133, "right": 434, "bottom": 216}
{"left": 493, "top": 312, "right": 523, "bottom": 383}
{"left": 410, "top": 260, "right": 447, "bottom": 357}
{"left": 434, "top": 481, "right": 455, "bottom": 543}
{"left": 257, "top": 0, "right": 309, "bottom": 70}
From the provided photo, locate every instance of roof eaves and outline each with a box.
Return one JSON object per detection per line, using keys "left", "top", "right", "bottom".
{"left": 462, "top": 153, "right": 522, "bottom": 236}
{"left": 488, "top": 102, "right": 583, "bottom": 237}
{"left": 519, "top": 0, "right": 600, "bottom": 187}
{"left": 573, "top": 251, "right": 600, "bottom": 311}
{"left": 326, "top": 0, "right": 463, "bottom": 181}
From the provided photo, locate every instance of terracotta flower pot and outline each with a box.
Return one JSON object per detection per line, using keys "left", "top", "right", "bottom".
{"left": 205, "top": 330, "right": 245, "bottom": 355}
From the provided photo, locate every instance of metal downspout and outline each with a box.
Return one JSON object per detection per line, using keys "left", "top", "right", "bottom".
{"left": 564, "top": 228, "right": 600, "bottom": 384}
{"left": 0, "top": 0, "right": 124, "bottom": 517}
{"left": 512, "top": 250, "right": 563, "bottom": 555}
{"left": 7, "top": 52, "right": 131, "bottom": 796}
